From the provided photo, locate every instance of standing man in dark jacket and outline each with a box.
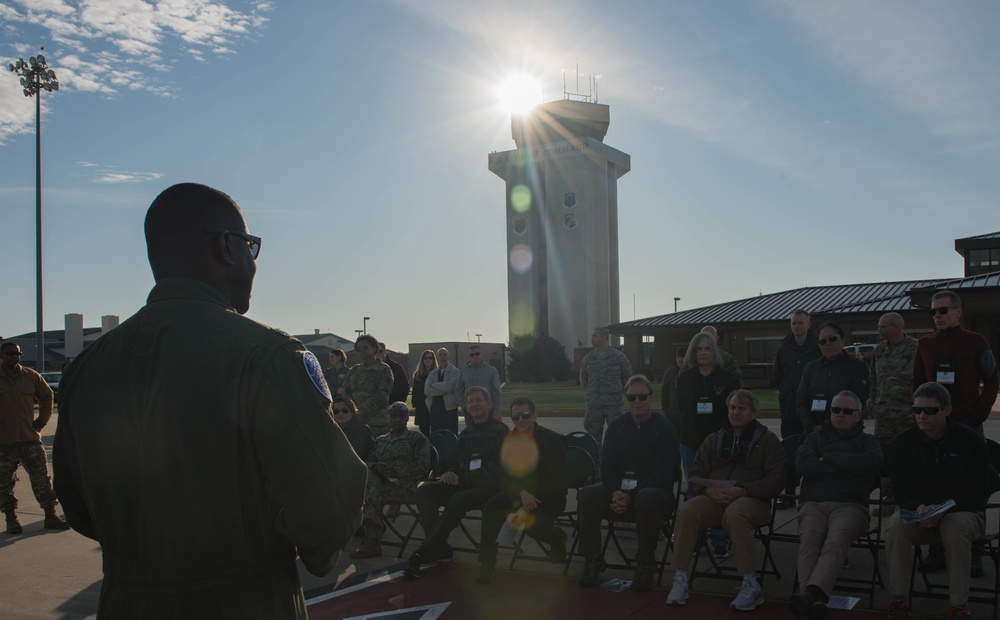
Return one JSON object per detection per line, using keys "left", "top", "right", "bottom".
{"left": 476, "top": 397, "right": 567, "bottom": 584}
{"left": 405, "top": 386, "right": 509, "bottom": 577}
{"left": 53, "top": 183, "right": 367, "bottom": 619}
{"left": 774, "top": 309, "right": 821, "bottom": 438}
{"left": 912, "top": 290, "right": 998, "bottom": 431}
{"left": 790, "top": 390, "right": 882, "bottom": 620}
{"left": 378, "top": 342, "right": 411, "bottom": 405}
{"left": 883, "top": 382, "right": 988, "bottom": 620}
{"left": 577, "top": 375, "right": 679, "bottom": 592}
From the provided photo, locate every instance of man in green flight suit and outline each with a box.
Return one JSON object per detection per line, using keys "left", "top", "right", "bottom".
{"left": 53, "top": 183, "right": 367, "bottom": 619}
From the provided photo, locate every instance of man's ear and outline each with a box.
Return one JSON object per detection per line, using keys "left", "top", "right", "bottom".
{"left": 212, "top": 231, "right": 237, "bottom": 267}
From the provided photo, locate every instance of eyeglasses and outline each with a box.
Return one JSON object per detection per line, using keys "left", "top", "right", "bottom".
{"left": 928, "top": 306, "right": 958, "bottom": 317}
{"left": 333, "top": 407, "right": 352, "bottom": 414}
{"left": 911, "top": 405, "right": 943, "bottom": 415}
{"left": 625, "top": 393, "right": 651, "bottom": 402}
{"left": 469, "top": 352, "right": 481, "bottom": 357}
{"left": 510, "top": 412, "right": 533, "bottom": 421}
{"left": 830, "top": 406, "right": 858, "bottom": 415}
{"left": 818, "top": 335, "right": 841, "bottom": 345}
{"left": 3, "top": 351, "right": 21, "bottom": 357}
{"left": 357, "top": 343, "right": 371, "bottom": 351}
{"left": 204, "top": 228, "right": 261, "bottom": 259}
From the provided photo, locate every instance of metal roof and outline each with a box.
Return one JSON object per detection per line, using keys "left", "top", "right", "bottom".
{"left": 907, "top": 271, "right": 1000, "bottom": 291}
{"left": 616, "top": 278, "right": 950, "bottom": 330}
{"left": 956, "top": 231, "right": 1000, "bottom": 242}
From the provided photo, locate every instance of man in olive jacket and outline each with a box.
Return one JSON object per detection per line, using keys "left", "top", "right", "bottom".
{"left": 667, "top": 389, "right": 787, "bottom": 611}
{"left": 53, "top": 183, "right": 367, "bottom": 620}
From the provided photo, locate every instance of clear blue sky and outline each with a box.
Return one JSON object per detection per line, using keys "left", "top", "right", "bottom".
{"left": 2, "top": 1, "right": 998, "bottom": 352}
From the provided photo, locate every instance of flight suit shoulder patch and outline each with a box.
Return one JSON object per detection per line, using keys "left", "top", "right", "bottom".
{"left": 300, "top": 351, "right": 332, "bottom": 402}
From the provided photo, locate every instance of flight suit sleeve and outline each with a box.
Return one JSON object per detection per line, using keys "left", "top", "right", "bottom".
{"left": 249, "top": 345, "right": 367, "bottom": 577}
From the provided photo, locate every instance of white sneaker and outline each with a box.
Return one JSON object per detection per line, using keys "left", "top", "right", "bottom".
{"left": 666, "top": 573, "right": 689, "bottom": 605}
{"left": 730, "top": 580, "right": 764, "bottom": 611}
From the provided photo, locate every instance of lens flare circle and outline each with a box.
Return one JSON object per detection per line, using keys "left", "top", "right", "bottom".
{"left": 509, "top": 243, "right": 533, "bottom": 274}
{"left": 510, "top": 184, "right": 532, "bottom": 213}
{"left": 501, "top": 432, "right": 539, "bottom": 478}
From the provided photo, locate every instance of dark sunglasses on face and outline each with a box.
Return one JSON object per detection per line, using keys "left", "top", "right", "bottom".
{"left": 911, "top": 405, "right": 943, "bottom": 415}
{"left": 470, "top": 352, "right": 481, "bottom": 357}
{"left": 626, "top": 393, "right": 650, "bottom": 402}
{"left": 510, "top": 412, "right": 533, "bottom": 421}
{"left": 3, "top": 351, "right": 21, "bottom": 357}
{"left": 830, "top": 406, "right": 857, "bottom": 415}
{"left": 818, "top": 335, "right": 840, "bottom": 345}
{"left": 203, "top": 227, "right": 261, "bottom": 259}
{"left": 333, "top": 407, "right": 352, "bottom": 414}
{"left": 928, "top": 306, "right": 958, "bottom": 317}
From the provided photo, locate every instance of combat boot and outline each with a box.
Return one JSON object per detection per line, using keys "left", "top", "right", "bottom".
{"left": 43, "top": 506, "right": 70, "bottom": 530}
{"left": 4, "top": 510, "right": 22, "bottom": 534}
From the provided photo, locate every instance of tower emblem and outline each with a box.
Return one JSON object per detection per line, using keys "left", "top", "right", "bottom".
{"left": 564, "top": 192, "right": 576, "bottom": 208}
{"left": 564, "top": 213, "right": 577, "bottom": 230}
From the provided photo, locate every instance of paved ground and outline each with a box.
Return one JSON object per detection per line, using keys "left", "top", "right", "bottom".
{"left": 4, "top": 410, "right": 999, "bottom": 619}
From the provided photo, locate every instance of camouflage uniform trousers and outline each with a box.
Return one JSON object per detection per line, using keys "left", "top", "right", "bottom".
{"left": 361, "top": 475, "right": 417, "bottom": 540}
{"left": 0, "top": 440, "right": 58, "bottom": 513}
{"left": 584, "top": 405, "right": 624, "bottom": 473}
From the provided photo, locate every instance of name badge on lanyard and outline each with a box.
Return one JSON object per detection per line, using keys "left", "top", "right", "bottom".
{"left": 935, "top": 360, "right": 956, "bottom": 385}
{"left": 470, "top": 458, "right": 482, "bottom": 471}
{"left": 697, "top": 400, "right": 713, "bottom": 414}
{"left": 811, "top": 399, "right": 827, "bottom": 412}
{"left": 621, "top": 469, "right": 638, "bottom": 491}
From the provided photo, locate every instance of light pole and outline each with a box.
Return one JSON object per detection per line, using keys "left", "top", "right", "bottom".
{"left": 9, "top": 51, "right": 58, "bottom": 371}
{"left": 673, "top": 297, "right": 681, "bottom": 313}
{"left": 363, "top": 316, "right": 371, "bottom": 335}
{"left": 475, "top": 333, "right": 482, "bottom": 343}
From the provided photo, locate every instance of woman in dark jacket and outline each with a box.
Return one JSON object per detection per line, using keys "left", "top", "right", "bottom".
{"left": 333, "top": 396, "right": 374, "bottom": 461}
{"left": 676, "top": 332, "right": 740, "bottom": 480}
{"left": 796, "top": 322, "right": 871, "bottom": 433}
{"left": 411, "top": 349, "right": 437, "bottom": 436}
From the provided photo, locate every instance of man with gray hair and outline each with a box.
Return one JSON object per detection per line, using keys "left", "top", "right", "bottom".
{"left": 912, "top": 290, "right": 998, "bottom": 430}
{"left": 883, "top": 382, "right": 988, "bottom": 620}
{"left": 580, "top": 327, "right": 633, "bottom": 465}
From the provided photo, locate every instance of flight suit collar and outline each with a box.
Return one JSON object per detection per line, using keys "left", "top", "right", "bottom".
{"left": 147, "top": 277, "right": 235, "bottom": 310}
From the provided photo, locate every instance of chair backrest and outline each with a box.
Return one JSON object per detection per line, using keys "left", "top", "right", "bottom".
{"left": 985, "top": 438, "right": 1000, "bottom": 496}
{"left": 566, "top": 431, "right": 599, "bottom": 462}
{"left": 565, "top": 446, "right": 596, "bottom": 488}
{"left": 429, "top": 430, "right": 458, "bottom": 475}
{"left": 427, "top": 444, "right": 440, "bottom": 479}
{"left": 781, "top": 433, "right": 801, "bottom": 485}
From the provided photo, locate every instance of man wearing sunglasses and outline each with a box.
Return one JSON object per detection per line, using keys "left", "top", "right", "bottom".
{"left": 577, "top": 375, "right": 679, "bottom": 592}
{"left": 883, "top": 382, "right": 988, "bottom": 620}
{"left": 53, "top": 183, "right": 367, "bottom": 618}
{"left": 0, "top": 342, "right": 69, "bottom": 534}
{"left": 789, "top": 390, "right": 882, "bottom": 620}
{"left": 455, "top": 345, "right": 502, "bottom": 425}
{"left": 911, "top": 290, "right": 999, "bottom": 431}
{"left": 475, "top": 397, "right": 568, "bottom": 584}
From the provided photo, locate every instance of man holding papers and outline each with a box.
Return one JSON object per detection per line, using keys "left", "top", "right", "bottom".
{"left": 884, "top": 382, "right": 988, "bottom": 620}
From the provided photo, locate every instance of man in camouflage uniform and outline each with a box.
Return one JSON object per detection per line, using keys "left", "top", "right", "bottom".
{"left": 343, "top": 334, "right": 393, "bottom": 437}
{"left": 868, "top": 313, "right": 919, "bottom": 440}
{"left": 0, "top": 342, "right": 69, "bottom": 534}
{"left": 351, "top": 401, "right": 432, "bottom": 559}
{"left": 580, "top": 327, "right": 632, "bottom": 466}
{"left": 866, "top": 312, "right": 917, "bottom": 515}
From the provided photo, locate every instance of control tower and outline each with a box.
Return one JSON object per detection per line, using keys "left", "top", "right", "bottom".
{"left": 488, "top": 99, "right": 630, "bottom": 354}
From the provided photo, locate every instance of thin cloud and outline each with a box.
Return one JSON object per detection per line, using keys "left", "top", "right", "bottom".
{"left": 92, "top": 169, "right": 165, "bottom": 184}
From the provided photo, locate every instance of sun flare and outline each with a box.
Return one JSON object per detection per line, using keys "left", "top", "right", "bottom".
{"left": 497, "top": 74, "right": 543, "bottom": 115}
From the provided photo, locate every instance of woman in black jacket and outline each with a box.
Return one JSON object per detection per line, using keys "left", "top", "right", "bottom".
{"left": 796, "top": 322, "right": 870, "bottom": 433}
{"left": 411, "top": 349, "right": 437, "bottom": 435}
{"left": 676, "top": 332, "right": 740, "bottom": 480}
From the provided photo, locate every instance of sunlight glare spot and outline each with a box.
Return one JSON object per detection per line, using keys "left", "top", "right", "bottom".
{"left": 510, "top": 184, "right": 532, "bottom": 213}
{"left": 509, "top": 304, "right": 535, "bottom": 338}
{"left": 497, "top": 75, "right": 542, "bottom": 115}
{"left": 509, "top": 243, "right": 533, "bottom": 274}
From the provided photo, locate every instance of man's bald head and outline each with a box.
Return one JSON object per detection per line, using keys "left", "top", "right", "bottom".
{"left": 144, "top": 183, "right": 257, "bottom": 313}
{"left": 877, "top": 312, "right": 906, "bottom": 344}
{"left": 700, "top": 325, "right": 719, "bottom": 342}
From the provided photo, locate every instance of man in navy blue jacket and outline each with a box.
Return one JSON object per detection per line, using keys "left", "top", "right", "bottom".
{"left": 576, "top": 375, "right": 679, "bottom": 592}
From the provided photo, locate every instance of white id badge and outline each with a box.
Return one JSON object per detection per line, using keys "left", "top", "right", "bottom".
{"left": 811, "top": 399, "right": 827, "bottom": 412}
{"left": 469, "top": 458, "right": 482, "bottom": 471}
{"left": 621, "top": 478, "right": 638, "bottom": 491}
{"left": 696, "top": 402, "right": 713, "bottom": 414}
{"left": 936, "top": 371, "right": 956, "bottom": 385}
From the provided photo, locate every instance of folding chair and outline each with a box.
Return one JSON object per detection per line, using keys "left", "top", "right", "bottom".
{"left": 688, "top": 497, "right": 781, "bottom": 589}
{"left": 565, "top": 431, "right": 599, "bottom": 465}
{"left": 428, "top": 429, "right": 458, "bottom": 475}
{"left": 380, "top": 446, "right": 439, "bottom": 558}
{"left": 507, "top": 446, "right": 595, "bottom": 571}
